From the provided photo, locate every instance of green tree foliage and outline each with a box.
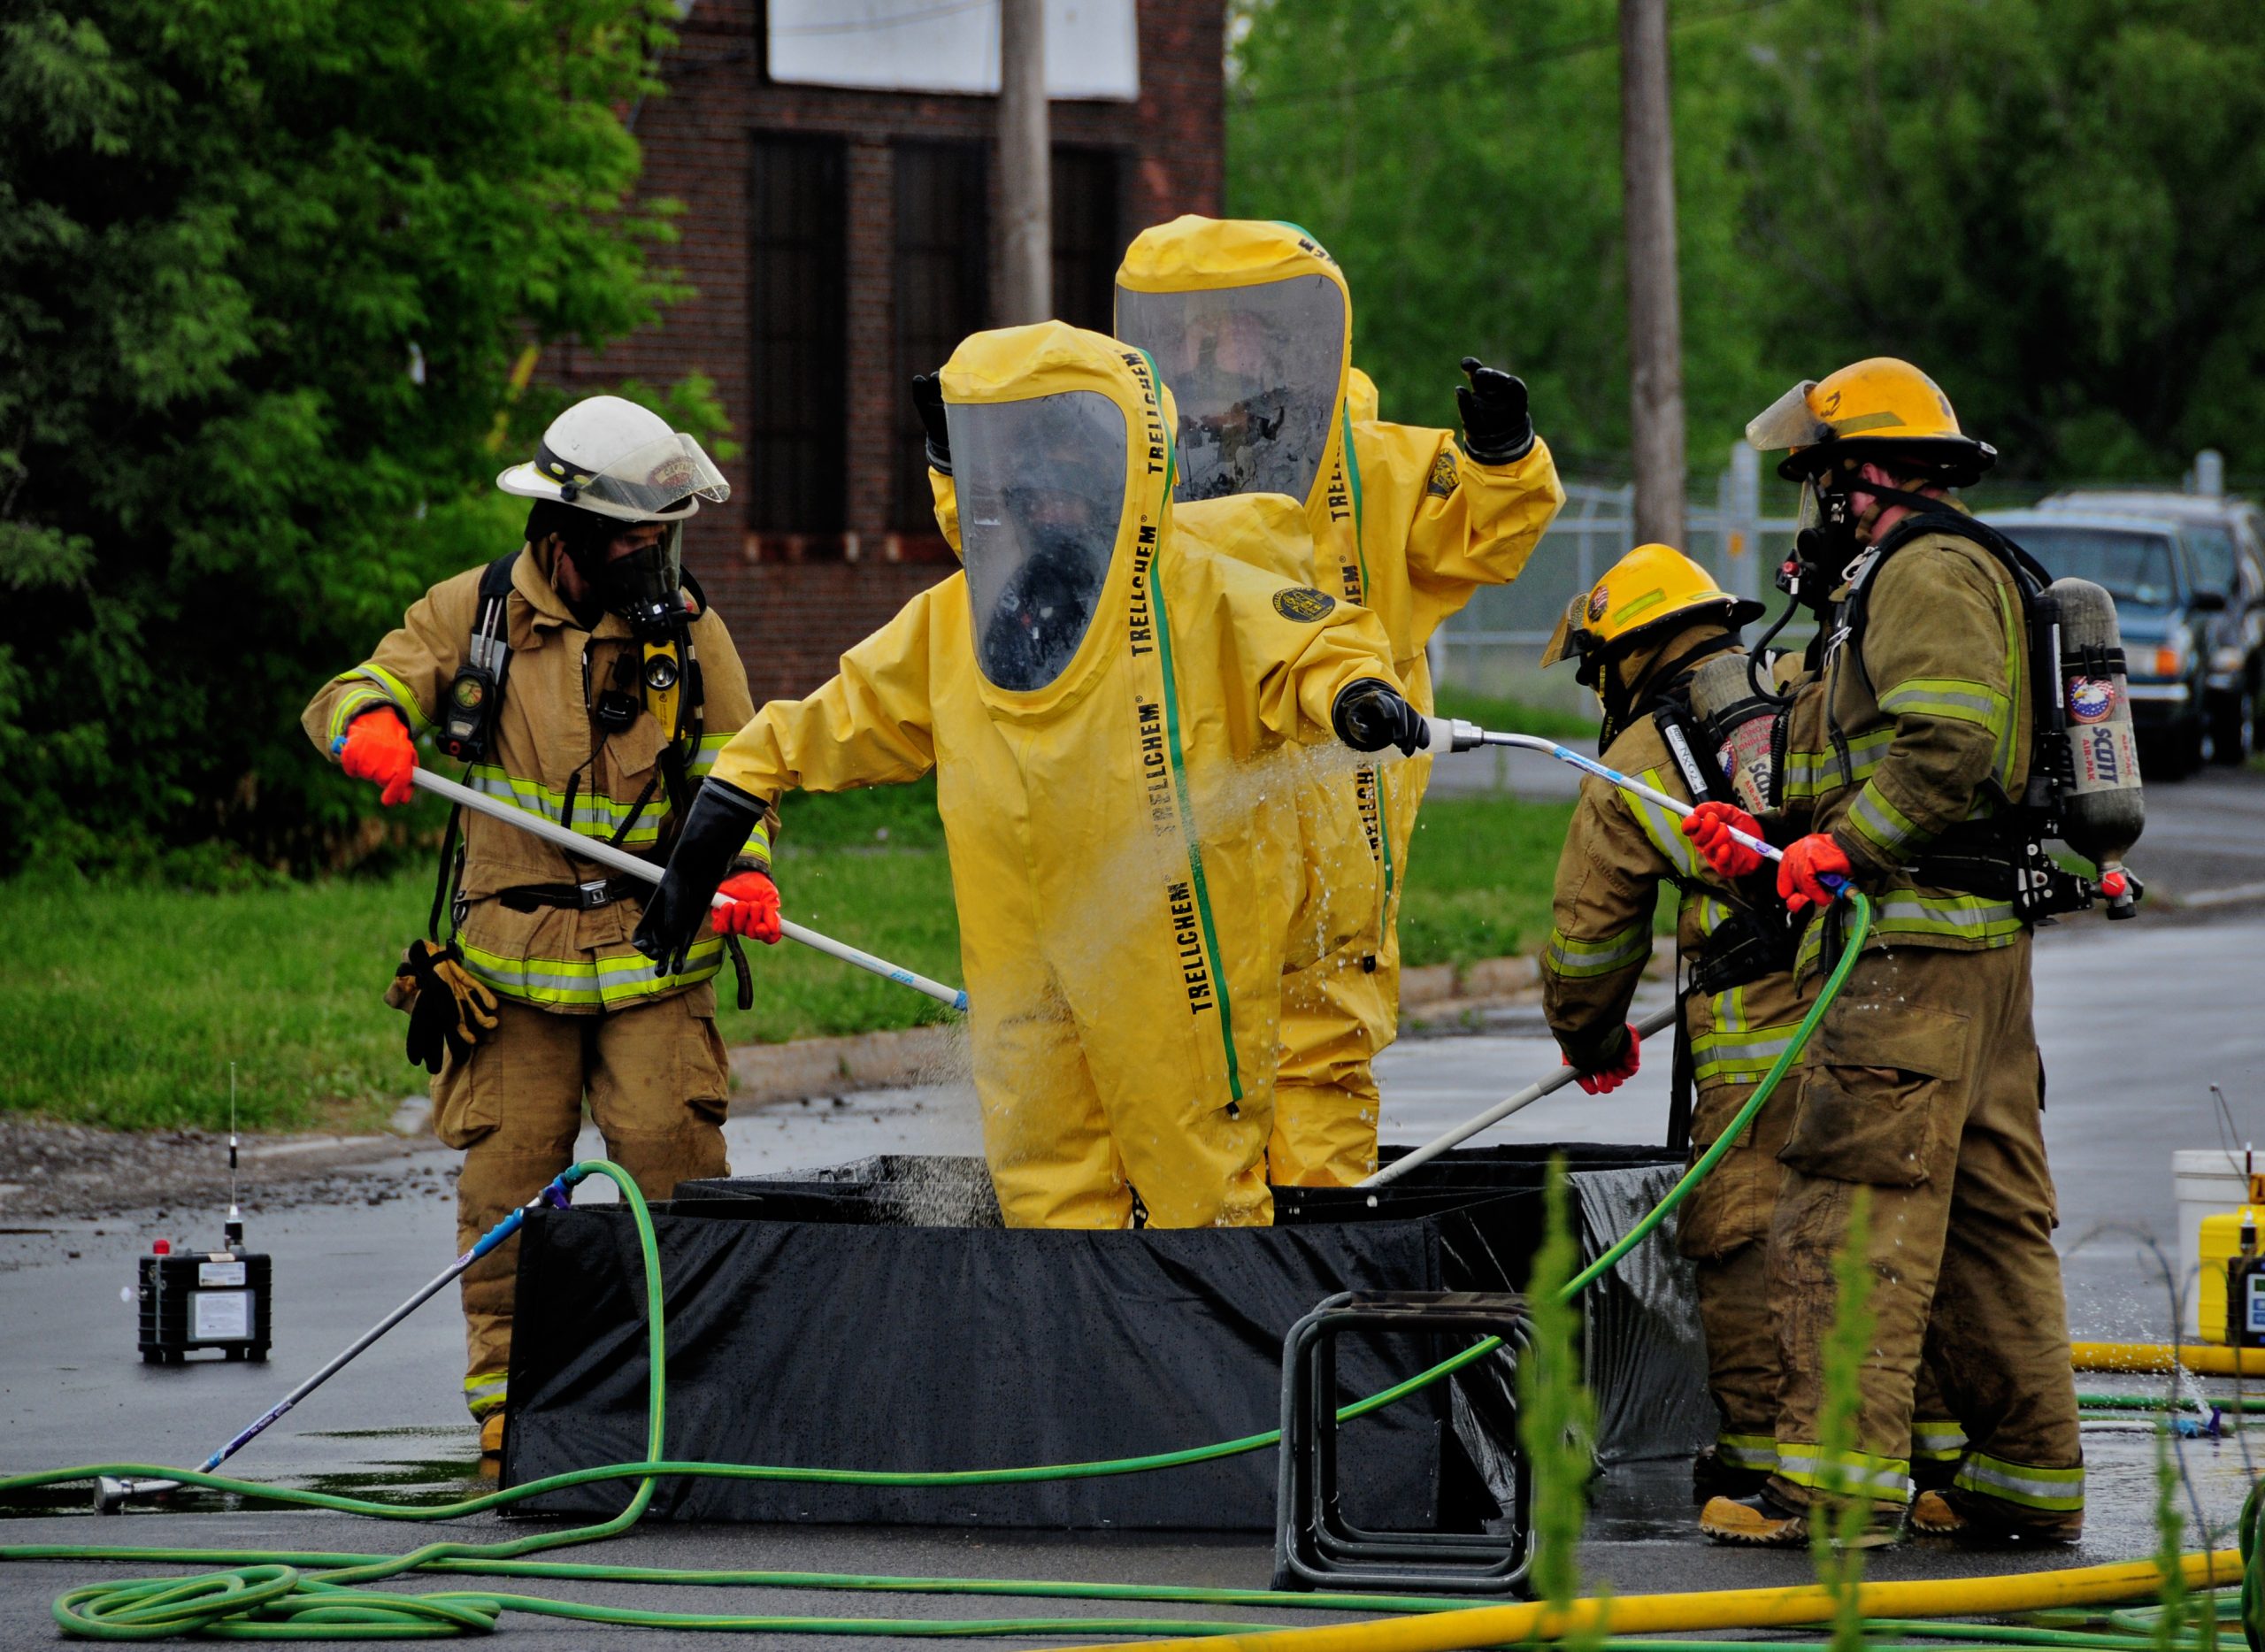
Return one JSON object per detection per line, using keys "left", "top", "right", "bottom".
{"left": 1227, "top": 0, "right": 1774, "bottom": 476}
{"left": 0, "top": 0, "right": 715, "bottom": 874}
{"left": 1736, "top": 0, "right": 2265, "bottom": 479}
{"left": 1228, "top": 0, "right": 2265, "bottom": 482}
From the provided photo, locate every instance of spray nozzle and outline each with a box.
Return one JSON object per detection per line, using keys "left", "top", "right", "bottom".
{"left": 1425, "top": 716, "right": 1486, "bottom": 754}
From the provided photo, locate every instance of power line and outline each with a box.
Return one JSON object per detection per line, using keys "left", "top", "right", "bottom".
{"left": 1232, "top": 0, "right": 1784, "bottom": 110}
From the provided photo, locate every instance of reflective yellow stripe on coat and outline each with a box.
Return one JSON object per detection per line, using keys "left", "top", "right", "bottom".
{"left": 457, "top": 933, "right": 726, "bottom": 1010}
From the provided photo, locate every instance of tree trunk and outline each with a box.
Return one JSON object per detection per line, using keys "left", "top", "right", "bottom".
{"left": 1621, "top": 0, "right": 1686, "bottom": 549}
{"left": 997, "top": 0, "right": 1051, "bottom": 325}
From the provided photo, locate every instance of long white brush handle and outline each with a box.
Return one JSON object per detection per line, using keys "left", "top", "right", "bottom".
{"left": 411, "top": 767, "right": 969, "bottom": 1012}
{"left": 1361, "top": 1002, "right": 1683, "bottom": 1187}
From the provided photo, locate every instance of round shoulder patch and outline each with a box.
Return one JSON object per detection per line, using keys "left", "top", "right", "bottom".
{"left": 1272, "top": 586, "right": 1337, "bottom": 622}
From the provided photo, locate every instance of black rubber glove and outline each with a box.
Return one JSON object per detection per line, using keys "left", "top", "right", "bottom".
{"left": 1455, "top": 357, "right": 1534, "bottom": 465}
{"left": 633, "top": 778, "right": 771, "bottom": 977}
{"left": 1332, "top": 679, "right": 1432, "bottom": 757}
{"left": 910, "top": 372, "right": 951, "bottom": 476}
{"left": 397, "top": 940, "right": 500, "bottom": 1076}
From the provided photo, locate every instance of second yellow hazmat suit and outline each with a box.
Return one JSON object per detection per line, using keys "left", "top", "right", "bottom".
{"left": 1115, "top": 217, "right": 1566, "bottom": 1185}
{"left": 688, "top": 324, "right": 1407, "bottom": 1228}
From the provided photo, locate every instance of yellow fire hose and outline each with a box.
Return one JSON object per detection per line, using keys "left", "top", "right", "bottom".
{"left": 2072, "top": 1341, "right": 2265, "bottom": 1377}
{"left": 1060, "top": 1550, "right": 2243, "bottom": 1652}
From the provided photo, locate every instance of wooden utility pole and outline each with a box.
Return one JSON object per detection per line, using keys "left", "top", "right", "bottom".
{"left": 998, "top": 0, "right": 1051, "bottom": 323}
{"left": 1620, "top": 0, "right": 1686, "bottom": 549}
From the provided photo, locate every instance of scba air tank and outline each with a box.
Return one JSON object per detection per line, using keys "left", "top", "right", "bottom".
{"left": 1685, "top": 652, "right": 1788, "bottom": 820}
{"left": 2043, "top": 575, "right": 2145, "bottom": 917}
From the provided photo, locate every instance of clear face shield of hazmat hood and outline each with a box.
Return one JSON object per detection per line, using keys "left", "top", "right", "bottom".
{"left": 948, "top": 389, "right": 1130, "bottom": 694}
{"left": 1116, "top": 273, "right": 1346, "bottom": 507}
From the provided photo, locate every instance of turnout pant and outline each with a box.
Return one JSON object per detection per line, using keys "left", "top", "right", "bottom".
{"left": 1683, "top": 1080, "right": 1967, "bottom": 1485}
{"left": 1678, "top": 1076, "right": 1798, "bottom": 1476}
{"left": 434, "top": 990, "right": 732, "bottom": 1421}
{"left": 1765, "top": 934, "right": 2082, "bottom": 1533}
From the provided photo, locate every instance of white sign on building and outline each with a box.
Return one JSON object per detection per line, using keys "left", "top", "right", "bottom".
{"left": 766, "top": 0, "right": 1140, "bottom": 102}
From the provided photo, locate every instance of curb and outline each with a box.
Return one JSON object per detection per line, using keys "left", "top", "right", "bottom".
{"left": 1398, "top": 955, "right": 1539, "bottom": 1009}
{"left": 719, "top": 957, "right": 1550, "bottom": 1107}
{"left": 726, "top": 1023, "right": 964, "bottom": 1110}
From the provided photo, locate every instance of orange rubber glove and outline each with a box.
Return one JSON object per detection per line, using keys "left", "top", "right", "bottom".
{"left": 1567, "top": 1024, "right": 1641, "bottom": 1096}
{"left": 711, "top": 870, "right": 783, "bottom": 945}
{"left": 1681, "top": 800, "right": 1765, "bottom": 879}
{"left": 337, "top": 711, "right": 417, "bottom": 807}
{"left": 1777, "top": 832, "right": 1852, "bottom": 914}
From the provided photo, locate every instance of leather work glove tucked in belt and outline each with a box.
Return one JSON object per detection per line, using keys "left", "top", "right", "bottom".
{"left": 387, "top": 939, "right": 502, "bottom": 1074}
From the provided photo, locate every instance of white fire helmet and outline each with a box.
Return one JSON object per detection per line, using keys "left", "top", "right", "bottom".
{"left": 496, "top": 395, "right": 730, "bottom": 524}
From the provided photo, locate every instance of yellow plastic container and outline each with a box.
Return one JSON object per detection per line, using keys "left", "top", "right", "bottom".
{"left": 2198, "top": 1211, "right": 2258, "bottom": 1345}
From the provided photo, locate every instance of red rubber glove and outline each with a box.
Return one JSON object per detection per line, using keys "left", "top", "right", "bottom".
{"left": 1777, "top": 833, "right": 1852, "bottom": 915}
{"left": 1681, "top": 801, "right": 1765, "bottom": 880}
{"left": 711, "top": 870, "right": 783, "bottom": 945}
{"left": 337, "top": 711, "right": 416, "bottom": 807}
{"left": 1567, "top": 1025, "right": 1641, "bottom": 1096}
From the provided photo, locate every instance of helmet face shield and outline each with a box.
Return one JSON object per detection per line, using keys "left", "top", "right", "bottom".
{"left": 1539, "top": 591, "right": 1596, "bottom": 672}
{"left": 1115, "top": 274, "right": 1345, "bottom": 506}
{"left": 949, "top": 390, "right": 1127, "bottom": 694}
{"left": 545, "top": 431, "right": 730, "bottom": 519}
{"left": 1745, "top": 380, "right": 1829, "bottom": 460}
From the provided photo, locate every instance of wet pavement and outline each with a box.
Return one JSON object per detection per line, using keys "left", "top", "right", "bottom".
{"left": 4, "top": 903, "right": 2264, "bottom": 1641}
{"left": 0, "top": 1432, "right": 2254, "bottom": 1649}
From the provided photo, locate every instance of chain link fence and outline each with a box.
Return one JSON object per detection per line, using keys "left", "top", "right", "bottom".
{"left": 1432, "top": 448, "right": 1794, "bottom": 714}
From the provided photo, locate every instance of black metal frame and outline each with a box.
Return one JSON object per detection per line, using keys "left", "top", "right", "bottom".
{"left": 1274, "top": 1290, "right": 1533, "bottom": 1595}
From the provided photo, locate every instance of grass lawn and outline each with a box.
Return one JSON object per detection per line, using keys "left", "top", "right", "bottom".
{"left": 0, "top": 778, "right": 1578, "bottom": 1133}
{"left": 1429, "top": 685, "right": 1593, "bottom": 742}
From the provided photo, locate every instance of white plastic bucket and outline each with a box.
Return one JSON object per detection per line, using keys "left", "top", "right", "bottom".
{"left": 2175, "top": 1148, "right": 2263, "bottom": 1338}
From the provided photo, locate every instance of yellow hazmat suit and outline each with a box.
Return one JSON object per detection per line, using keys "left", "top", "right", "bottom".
{"left": 706, "top": 323, "right": 1405, "bottom": 1228}
{"left": 1115, "top": 216, "right": 1565, "bottom": 1185}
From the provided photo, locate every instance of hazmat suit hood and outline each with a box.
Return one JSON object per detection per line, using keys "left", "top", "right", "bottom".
{"left": 939, "top": 322, "right": 1179, "bottom": 717}
{"left": 1115, "top": 217, "right": 1351, "bottom": 517}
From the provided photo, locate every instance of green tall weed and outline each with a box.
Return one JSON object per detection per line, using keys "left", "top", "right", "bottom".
{"left": 1811, "top": 1189, "right": 1876, "bottom": 1652}
{"left": 1517, "top": 1155, "right": 1607, "bottom": 1648}
{"left": 2152, "top": 1414, "right": 2194, "bottom": 1652}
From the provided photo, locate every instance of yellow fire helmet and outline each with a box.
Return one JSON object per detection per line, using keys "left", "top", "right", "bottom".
{"left": 1541, "top": 543, "right": 1765, "bottom": 672}
{"left": 1746, "top": 357, "right": 1995, "bottom": 487}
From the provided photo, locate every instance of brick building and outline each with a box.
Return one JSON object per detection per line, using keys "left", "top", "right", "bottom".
{"left": 549, "top": 0, "right": 1227, "bottom": 703}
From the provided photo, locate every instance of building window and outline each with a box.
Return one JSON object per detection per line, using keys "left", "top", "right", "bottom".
{"left": 893, "top": 140, "right": 990, "bottom": 533}
{"left": 1051, "top": 147, "right": 1124, "bottom": 335}
{"left": 747, "top": 135, "right": 848, "bottom": 534}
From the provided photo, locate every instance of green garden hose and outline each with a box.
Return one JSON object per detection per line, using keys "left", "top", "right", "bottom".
{"left": 27, "top": 892, "right": 2208, "bottom": 1645}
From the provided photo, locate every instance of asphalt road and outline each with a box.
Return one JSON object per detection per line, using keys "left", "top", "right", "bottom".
{"left": 4, "top": 834, "right": 2263, "bottom": 1643}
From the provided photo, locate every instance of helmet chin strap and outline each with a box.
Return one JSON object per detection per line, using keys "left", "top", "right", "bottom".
{"left": 1785, "top": 472, "right": 1950, "bottom": 612}
{"left": 1854, "top": 479, "right": 1955, "bottom": 528}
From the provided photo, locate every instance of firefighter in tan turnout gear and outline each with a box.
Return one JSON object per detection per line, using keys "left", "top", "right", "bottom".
{"left": 303, "top": 396, "right": 782, "bottom": 1456}
{"left": 1532, "top": 543, "right": 1813, "bottom": 1503}
{"left": 1693, "top": 359, "right": 2085, "bottom": 1546}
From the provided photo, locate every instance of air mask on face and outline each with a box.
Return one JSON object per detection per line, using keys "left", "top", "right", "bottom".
{"left": 1781, "top": 475, "right": 1862, "bottom": 614}
{"left": 595, "top": 534, "right": 685, "bottom": 635}
{"left": 526, "top": 500, "right": 686, "bottom": 634}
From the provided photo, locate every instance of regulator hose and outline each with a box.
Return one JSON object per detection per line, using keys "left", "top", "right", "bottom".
{"left": 19, "top": 893, "right": 2208, "bottom": 1643}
